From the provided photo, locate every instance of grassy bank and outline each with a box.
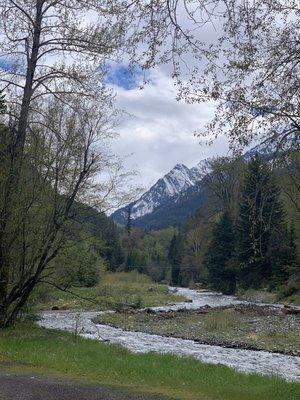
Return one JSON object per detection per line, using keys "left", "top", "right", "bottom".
{"left": 0, "top": 324, "right": 299, "bottom": 400}
{"left": 32, "top": 272, "right": 185, "bottom": 312}
{"left": 236, "top": 289, "right": 300, "bottom": 306}
{"left": 95, "top": 306, "right": 300, "bottom": 355}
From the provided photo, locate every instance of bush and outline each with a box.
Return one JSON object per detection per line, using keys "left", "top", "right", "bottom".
{"left": 53, "top": 241, "right": 105, "bottom": 288}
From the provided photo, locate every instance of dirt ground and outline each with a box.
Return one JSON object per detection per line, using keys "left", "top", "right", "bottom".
{"left": 0, "top": 372, "right": 172, "bottom": 400}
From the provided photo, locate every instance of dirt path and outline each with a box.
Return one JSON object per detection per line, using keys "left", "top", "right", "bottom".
{"left": 0, "top": 373, "right": 171, "bottom": 400}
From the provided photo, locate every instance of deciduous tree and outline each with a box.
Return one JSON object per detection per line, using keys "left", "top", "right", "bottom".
{"left": 236, "top": 156, "right": 285, "bottom": 288}
{"left": 168, "top": 234, "right": 184, "bottom": 286}
{"left": 0, "top": 1, "right": 134, "bottom": 326}
{"left": 125, "top": 0, "right": 300, "bottom": 152}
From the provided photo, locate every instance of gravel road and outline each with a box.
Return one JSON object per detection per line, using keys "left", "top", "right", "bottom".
{"left": 0, "top": 373, "right": 171, "bottom": 400}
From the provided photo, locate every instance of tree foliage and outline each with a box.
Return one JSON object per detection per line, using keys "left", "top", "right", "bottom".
{"left": 204, "top": 212, "right": 236, "bottom": 294}
{"left": 168, "top": 234, "right": 184, "bottom": 286}
{"left": 0, "top": 1, "right": 299, "bottom": 325}
{"left": 115, "top": 155, "right": 299, "bottom": 295}
{"left": 0, "top": 1, "right": 133, "bottom": 327}
{"left": 203, "top": 157, "right": 244, "bottom": 219}
{"left": 236, "top": 156, "right": 286, "bottom": 288}
{"left": 182, "top": 155, "right": 299, "bottom": 294}
{"left": 124, "top": 0, "right": 300, "bottom": 151}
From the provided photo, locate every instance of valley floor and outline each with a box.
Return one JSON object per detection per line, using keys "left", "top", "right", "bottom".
{"left": 2, "top": 274, "right": 299, "bottom": 399}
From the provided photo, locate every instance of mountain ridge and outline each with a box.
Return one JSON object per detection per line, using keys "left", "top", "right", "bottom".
{"left": 112, "top": 160, "right": 210, "bottom": 228}
{"left": 111, "top": 144, "right": 278, "bottom": 230}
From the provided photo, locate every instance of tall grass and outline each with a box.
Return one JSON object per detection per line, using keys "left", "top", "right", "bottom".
{"left": 103, "top": 271, "right": 152, "bottom": 284}
{"left": 32, "top": 271, "right": 183, "bottom": 311}
{"left": 203, "top": 310, "right": 237, "bottom": 331}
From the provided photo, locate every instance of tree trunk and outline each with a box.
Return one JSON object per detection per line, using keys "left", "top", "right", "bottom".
{"left": 4, "top": 280, "right": 37, "bottom": 328}
{"left": 0, "top": 2, "right": 43, "bottom": 315}
{"left": 0, "top": 301, "right": 8, "bottom": 328}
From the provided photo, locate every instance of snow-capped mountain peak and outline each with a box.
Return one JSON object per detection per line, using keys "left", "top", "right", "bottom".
{"left": 162, "top": 163, "right": 197, "bottom": 196}
{"left": 112, "top": 160, "right": 208, "bottom": 223}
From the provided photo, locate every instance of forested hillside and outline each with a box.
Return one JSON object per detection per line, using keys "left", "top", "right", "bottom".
{"left": 118, "top": 154, "right": 299, "bottom": 299}
{"left": 47, "top": 203, "right": 124, "bottom": 289}
{"left": 4, "top": 117, "right": 296, "bottom": 305}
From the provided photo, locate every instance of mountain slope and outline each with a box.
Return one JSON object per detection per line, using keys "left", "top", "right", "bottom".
{"left": 130, "top": 182, "right": 209, "bottom": 230}
{"left": 112, "top": 161, "right": 210, "bottom": 229}
{"left": 112, "top": 163, "right": 206, "bottom": 226}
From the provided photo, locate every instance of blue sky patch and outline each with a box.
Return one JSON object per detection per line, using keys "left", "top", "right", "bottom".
{"left": 0, "top": 59, "right": 14, "bottom": 72}
{"left": 105, "top": 64, "right": 143, "bottom": 90}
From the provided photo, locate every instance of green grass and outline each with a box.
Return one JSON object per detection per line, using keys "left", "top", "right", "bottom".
{"left": 236, "top": 288, "right": 300, "bottom": 306}
{"left": 0, "top": 324, "right": 299, "bottom": 400}
{"left": 285, "top": 294, "right": 300, "bottom": 306}
{"left": 202, "top": 309, "right": 237, "bottom": 331}
{"left": 32, "top": 271, "right": 185, "bottom": 312}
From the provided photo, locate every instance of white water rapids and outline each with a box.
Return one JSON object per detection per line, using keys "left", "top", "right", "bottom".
{"left": 39, "top": 287, "right": 300, "bottom": 381}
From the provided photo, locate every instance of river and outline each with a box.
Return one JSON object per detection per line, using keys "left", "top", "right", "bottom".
{"left": 39, "top": 287, "right": 300, "bottom": 381}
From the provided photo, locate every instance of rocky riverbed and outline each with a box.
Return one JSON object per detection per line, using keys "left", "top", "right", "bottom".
{"left": 94, "top": 303, "right": 300, "bottom": 356}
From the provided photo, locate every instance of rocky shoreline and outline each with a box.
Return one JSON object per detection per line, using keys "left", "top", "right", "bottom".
{"left": 93, "top": 319, "right": 299, "bottom": 356}
{"left": 93, "top": 303, "right": 300, "bottom": 356}
{"left": 141, "top": 302, "right": 300, "bottom": 315}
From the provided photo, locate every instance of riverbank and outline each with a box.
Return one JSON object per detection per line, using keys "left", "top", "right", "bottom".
{"left": 0, "top": 324, "right": 299, "bottom": 400}
{"left": 31, "top": 272, "right": 185, "bottom": 312}
{"left": 235, "top": 288, "right": 300, "bottom": 306}
{"left": 94, "top": 303, "right": 300, "bottom": 356}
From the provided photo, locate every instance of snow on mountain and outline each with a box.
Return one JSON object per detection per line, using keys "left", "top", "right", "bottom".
{"left": 112, "top": 143, "right": 283, "bottom": 229}
{"left": 162, "top": 164, "right": 198, "bottom": 196}
{"left": 112, "top": 161, "right": 208, "bottom": 224}
{"left": 190, "top": 158, "right": 211, "bottom": 180}
{"left": 243, "top": 143, "right": 276, "bottom": 162}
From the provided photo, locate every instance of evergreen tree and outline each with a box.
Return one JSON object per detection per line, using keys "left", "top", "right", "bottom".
{"left": 126, "top": 206, "right": 132, "bottom": 235}
{"left": 123, "top": 206, "right": 133, "bottom": 271}
{"left": 204, "top": 212, "right": 236, "bottom": 294}
{"left": 102, "top": 218, "right": 124, "bottom": 272}
{"left": 123, "top": 227, "right": 145, "bottom": 272}
{"left": 125, "top": 248, "right": 146, "bottom": 273}
{"left": 168, "top": 234, "right": 184, "bottom": 286}
{"left": 236, "top": 156, "right": 285, "bottom": 288}
{"left": 106, "top": 232, "right": 124, "bottom": 272}
{"left": 286, "top": 224, "right": 299, "bottom": 276}
{"left": 272, "top": 224, "right": 299, "bottom": 288}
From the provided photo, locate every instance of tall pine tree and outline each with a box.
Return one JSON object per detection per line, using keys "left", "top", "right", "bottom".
{"left": 204, "top": 212, "right": 236, "bottom": 294}
{"left": 126, "top": 206, "right": 132, "bottom": 235}
{"left": 236, "top": 156, "right": 285, "bottom": 288}
{"left": 168, "top": 234, "right": 184, "bottom": 286}
{"left": 272, "top": 224, "right": 299, "bottom": 289}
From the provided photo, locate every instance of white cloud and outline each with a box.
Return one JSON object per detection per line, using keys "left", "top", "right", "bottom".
{"left": 110, "top": 68, "right": 229, "bottom": 189}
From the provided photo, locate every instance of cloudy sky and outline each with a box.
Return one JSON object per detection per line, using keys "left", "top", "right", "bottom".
{"left": 0, "top": 3, "right": 229, "bottom": 193}
{"left": 107, "top": 65, "right": 229, "bottom": 190}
